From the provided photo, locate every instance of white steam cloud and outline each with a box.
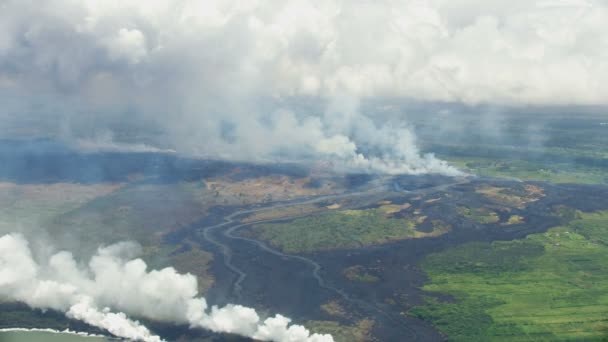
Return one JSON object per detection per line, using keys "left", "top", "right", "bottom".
{"left": 76, "top": 132, "right": 177, "bottom": 154}
{"left": 3, "top": 0, "right": 606, "bottom": 175}
{"left": 0, "top": 233, "right": 333, "bottom": 342}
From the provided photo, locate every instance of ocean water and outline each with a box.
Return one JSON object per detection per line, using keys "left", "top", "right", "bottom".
{"left": 0, "top": 330, "right": 110, "bottom": 342}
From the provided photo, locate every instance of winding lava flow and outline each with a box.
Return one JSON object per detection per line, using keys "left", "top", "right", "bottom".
{"left": 199, "top": 177, "right": 470, "bottom": 340}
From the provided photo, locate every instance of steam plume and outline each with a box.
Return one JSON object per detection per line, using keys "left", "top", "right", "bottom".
{"left": 11, "top": 0, "right": 608, "bottom": 175}
{"left": 0, "top": 233, "right": 333, "bottom": 342}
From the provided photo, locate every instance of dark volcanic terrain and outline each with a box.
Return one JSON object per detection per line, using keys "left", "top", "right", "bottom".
{"left": 192, "top": 176, "right": 608, "bottom": 341}
{"left": 3, "top": 140, "right": 608, "bottom": 341}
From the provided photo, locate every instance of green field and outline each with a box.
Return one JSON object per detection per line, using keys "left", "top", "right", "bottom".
{"left": 457, "top": 206, "right": 500, "bottom": 224}
{"left": 411, "top": 211, "right": 608, "bottom": 341}
{"left": 418, "top": 112, "right": 608, "bottom": 185}
{"left": 251, "top": 207, "right": 426, "bottom": 253}
{"left": 446, "top": 156, "right": 608, "bottom": 184}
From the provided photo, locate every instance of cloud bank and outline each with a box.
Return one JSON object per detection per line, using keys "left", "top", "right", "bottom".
{"left": 2, "top": 0, "right": 605, "bottom": 174}
{"left": 0, "top": 233, "right": 333, "bottom": 342}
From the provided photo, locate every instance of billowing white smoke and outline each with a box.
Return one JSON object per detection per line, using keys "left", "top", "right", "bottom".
{"left": 4, "top": 0, "right": 606, "bottom": 175}
{"left": 0, "top": 234, "right": 333, "bottom": 342}
{"left": 314, "top": 97, "right": 462, "bottom": 175}
{"left": 76, "top": 132, "right": 176, "bottom": 154}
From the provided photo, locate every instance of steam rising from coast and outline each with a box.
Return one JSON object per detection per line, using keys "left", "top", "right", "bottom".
{"left": 0, "top": 233, "right": 333, "bottom": 342}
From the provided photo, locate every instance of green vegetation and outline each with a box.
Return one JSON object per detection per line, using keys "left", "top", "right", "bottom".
{"left": 411, "top": 211, "right": 608, "bottom": 341}
{"left": 168, "top": 245, "right": 214, "bottom": 292}
{"left": 242, "top": 204, "right": 323, "bottom": 223}
{"left": 251, "top": 204, "right": 454, "bottom": 253}
{"left": 503, "top": 215, "right": 524, "bottom": 225}
{"left": 447, "top": 157, "right": 608, "bottom": 185}
{"left": 321, "top": 301, "right": 349, "bottom": 318}
{"left": 476, "top": 184, "right": 543, "bottom": 209}
{"left": 143, "top": 242, "right": 214, "bottom": 294}
{"left": 418, "top": 113, "right": 608, "bottom": 184}
{"left": 307, "top": 319, "right": 374, "bottom": 342}
{"left": 0, "top": 183, "right": 121, "bottom": 235}
{"left": 251, "top": 208, "right": 420, "bottom": 253}
{"left": 0, "top": 181, "right": 216, "bottom": 294}
{"left": 458, "top": 206, "right": 500, "bottom": 224}
{"left": 343, "top": 265, "right": 379, "bottom": 283}
{"left": 50, "top": 184, "right": 206, "bottom": 251}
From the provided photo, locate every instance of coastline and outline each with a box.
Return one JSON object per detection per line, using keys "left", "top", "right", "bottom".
{"left": 0, "top": 328, "right": 110, "bottom": 339}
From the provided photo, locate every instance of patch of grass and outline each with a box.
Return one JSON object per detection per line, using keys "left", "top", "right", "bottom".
{"left": 476, "top": 185, "right": 543, "bottom": 209}
{"left": 321, "top": 301, "right": 349, "bottom": 318}
{"left": 503, "top": 215, "right": 524, "bottom": 225}
{"left": 447, "top": 157, "right": 608, "bottom": 184}
{"left": 0, "top": 182, "right": 122, "bottom": 234}
{"left": 411, "top": 296, "right": 516, "bottom": 342}
{"left": 49, "top": 183, "right": 207, "bottom": 256}
{"left": 307, "top": 319, "right": 374, "bottom": 342}
{"left": 166, "top": 244, "right": 214, "bottom": 294}
{"left": 422, "top": 239, "right": 545, "bottom": 275}
{"left": 0, "top": 182, "right": 216, "bottom": 295}
{"left": 568, "top": 211, "right": 608, "bottom": 245}
{"left": 458, "top": 206, "right": 500, "bottom": 224}
{"left": 343, "top": 265, "right": 379, "bottom": 283}
{"left": 242, "top": 204, "right": 323, "bottom": 223}
{"left": 250, "top": 208, "right": 422, "bottom": 253}
{"left": 378, "top": 203, "right": 411, "bottom": 214}
{"left": 553, "top": 205, "right": 582, "bottom": 223}
{"left": 412, "top": 211, "right": 608, "bottom": 341}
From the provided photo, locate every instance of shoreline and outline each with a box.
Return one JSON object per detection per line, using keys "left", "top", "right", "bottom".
{"left": 0, "top": 328, "right": 109, "bottom": 339}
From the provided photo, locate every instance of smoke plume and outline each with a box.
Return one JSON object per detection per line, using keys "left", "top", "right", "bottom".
{"left": 0, "top": 233, "right": 333, "bottom": 342}
{"left": 4, "top": 0, "right": 606, "bottom": 175}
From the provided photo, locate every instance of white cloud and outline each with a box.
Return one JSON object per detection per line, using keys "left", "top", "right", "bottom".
{"left": 1, "top": 0, "right": 605, "bottom": 103}
{"left": 0, "top": 233, "right": 334, "bottom": 342}
{"left": 104, "top": 28, "right": 148, "bottom": 64}
{"left": 0, "top": 0, "right": 605, "bottom": 174}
